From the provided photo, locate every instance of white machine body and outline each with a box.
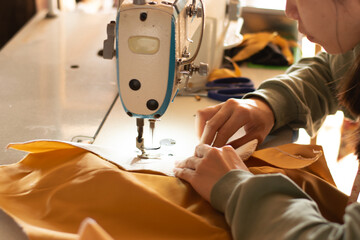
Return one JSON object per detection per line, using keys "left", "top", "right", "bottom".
{"left": 116, "top": 0, "right": 205, "bottom": 119}
{"left": 117, "top": 1, "right": 174, "bottom": 118}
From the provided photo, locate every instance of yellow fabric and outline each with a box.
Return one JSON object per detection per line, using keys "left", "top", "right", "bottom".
{"left": 207, "top": 58, "right": 242, "bottom": 82}
{"left": 232, "top": 32, "right": 297, "bottom": 65}
{"left": 0, "top": 141, "right": 349, "bottom": 239}
{"left": 78, "top": 218, "right": 123, "bottom": 240}
{"left": 247, "top": 144, "right": 347, "bottom": 223}
{"left": 1, "top": 142, "right": 230, "bottom": 240}
{"left": 206, "top": 32, "right": 297, "bottom": 83}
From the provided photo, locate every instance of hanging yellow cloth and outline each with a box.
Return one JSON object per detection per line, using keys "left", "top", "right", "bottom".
{"left": 0, "top": 141, "right": 349, "bottom": 239}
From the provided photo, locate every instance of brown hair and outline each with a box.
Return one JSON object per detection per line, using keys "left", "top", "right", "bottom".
{"left": 338, "top": 54, "right": 360, "bottom": 159}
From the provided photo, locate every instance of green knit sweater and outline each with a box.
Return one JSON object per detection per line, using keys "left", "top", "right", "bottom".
{"left": 245, "top": 44, "right": 359, "bottom": 136}
{"left": 211, "top": 45, "right": 360, "bottom": 239}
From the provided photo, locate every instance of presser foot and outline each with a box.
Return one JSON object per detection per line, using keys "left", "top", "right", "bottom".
{"left": 136, "top": 138, "right": 176, "bottom": 160}
{"left": 136, "top": 137, "right": 162, "bottom": 159}
{"left": 136, "top": 149, "right": 162, "bottom": 159}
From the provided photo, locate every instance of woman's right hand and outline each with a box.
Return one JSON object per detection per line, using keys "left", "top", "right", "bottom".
{"left": 196, "top": 98, "right": 275, "bottom": 149}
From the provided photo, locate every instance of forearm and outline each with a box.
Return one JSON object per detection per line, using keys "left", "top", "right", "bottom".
{"left": 211, "top": 170, "right": 360, "bottom": 240}
{"left": 244, "top": 53, "right": 341, "bottom": 137}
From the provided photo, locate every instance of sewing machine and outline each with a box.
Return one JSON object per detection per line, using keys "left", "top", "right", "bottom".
{"left": 103, "top": 0, "right": 243, "bottom": 158}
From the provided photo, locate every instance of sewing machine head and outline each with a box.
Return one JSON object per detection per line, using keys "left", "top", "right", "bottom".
{"left": 118, "top": 0, "right": 208, "bottom": 119}
{"left": 103, "top": 0, "right": 242, "bottom": 158}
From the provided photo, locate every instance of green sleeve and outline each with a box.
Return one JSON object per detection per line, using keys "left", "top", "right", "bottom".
{"left": 211, "top": 170, "right": 360, "bottom": 240}
{"left": 244, "top": 49, "right": 356, "bottom": 137}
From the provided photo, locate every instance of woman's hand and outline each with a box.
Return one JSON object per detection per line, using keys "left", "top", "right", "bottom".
{"left": 173, "top": 144, "right": 248, "bottom": 202}
{"left": 197, "top": 98, "right": 275, "bottom": 149}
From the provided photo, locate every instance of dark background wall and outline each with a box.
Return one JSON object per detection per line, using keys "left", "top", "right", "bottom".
{"left": 0, "top": 0, "right": 36, "bottom": 49}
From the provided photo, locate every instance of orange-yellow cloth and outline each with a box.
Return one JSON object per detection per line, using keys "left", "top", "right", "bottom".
{"left": 207, "top": 57, "right": 242, "bottom": 82}
{"left": 1, "top": 142, "right": 230, "bottom": 240}
{"left": 247, "top": 144, "right": 348, "bottom": 223}
{"left": 0, "top": 141, "right": 349, "bottom": 239}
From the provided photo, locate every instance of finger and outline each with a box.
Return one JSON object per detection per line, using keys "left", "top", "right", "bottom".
{"left": 173, "top": 167, "right": 196, "bottom": 183}
{"left": 222, "top": 145, "right": 249, "bottom": 170}
{"left": 200, "top": 105, "right": 233, "bottom": 145}
{"left": 196, "top": 104, "right": 223, "bottom": 139}
{"left": 175, "top": 156, "right": 201, "bottom": 170}
{"left": 194, "top": 144, "right": 213, "bottom": 158}
{"left": 212, "top": 112, "right": 247, "bottom": 147}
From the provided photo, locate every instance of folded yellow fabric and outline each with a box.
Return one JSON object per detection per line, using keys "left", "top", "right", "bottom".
{"left": 248, "top": 144, "right": 347, "bottom": 223}
{"left": 0, "top": 141, "right": 349, "bottom": 239}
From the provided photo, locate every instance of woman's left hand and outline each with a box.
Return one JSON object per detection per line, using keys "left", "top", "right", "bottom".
{"left": 174, "top": 144, "right": 249, "bottom": 202}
